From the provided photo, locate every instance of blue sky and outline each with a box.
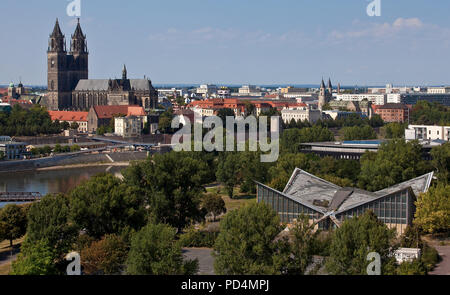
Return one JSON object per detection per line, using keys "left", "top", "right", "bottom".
{"left": 1, "top": 0, "right": 450, "bottom": 86}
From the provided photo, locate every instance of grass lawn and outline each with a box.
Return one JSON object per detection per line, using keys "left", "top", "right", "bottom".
{"left": 206, "top": 185, "right": 256, "bottom": 211}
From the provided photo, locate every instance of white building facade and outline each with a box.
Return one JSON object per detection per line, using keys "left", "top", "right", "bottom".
{"left": 405, "top": 125, "right": 450, "bottom": 141}
{"left": 115, "top": 116, "right": 143, "bottom": 138}
{"left": 335, "top": 93, "right": 387, "bottom": 105}
{"left": 281, "top": 107, "right": 322, "bottom": 124}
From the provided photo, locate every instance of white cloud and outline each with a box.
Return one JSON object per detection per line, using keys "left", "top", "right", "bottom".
{"left": 329, "top": 17, "right": 426, "bottom": 41}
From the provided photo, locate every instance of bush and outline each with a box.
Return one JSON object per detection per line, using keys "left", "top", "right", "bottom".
{"left": 179, "top": 229, "right": 219, "bottom": 248}
{"left": 81, "top": 234, "right": 128, "bottom": 275}
{"left": 421, "top": 244, "right": 440, "bottom": 272}
{"left": 396, "top": 259, "right": 427, "bottom": 275}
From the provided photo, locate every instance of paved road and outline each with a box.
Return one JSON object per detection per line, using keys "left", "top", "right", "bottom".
{"left": 429, "top": 245, "right": 450, "bottom": 275}
{"left": 0, "top": 245, "right": 20, "bottom": 267}
{"left": 183, "top": 248, "right": 215, "bottom": 275}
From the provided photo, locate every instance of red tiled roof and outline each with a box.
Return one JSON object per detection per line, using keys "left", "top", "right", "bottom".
{"left": 48, "top": 111, "right": 88, "bottom": 122}
{"left": 93, "top": 105, "right": 145, "bottom": 119}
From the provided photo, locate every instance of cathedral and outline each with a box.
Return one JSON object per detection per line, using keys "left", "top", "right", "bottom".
{"left": 44, "top": 19, "right": 158, "bottom": 111}
{"left": 318, "top": 78, "right": 333, "bottom": 110}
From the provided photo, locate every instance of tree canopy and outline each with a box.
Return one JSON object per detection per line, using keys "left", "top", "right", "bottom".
{"left": 0, "top": 105, "right": 62, "bottom": 136}
{"left": 325, "top": 211, "right": 397, "bottom": 275}
{"left": 123, "top": 152, "right": 209, "bottom": 230}
{"left": 69, "top": 173, "right": 147, "bottom": 239}
{"left": 213, "top": 203, "right": 288, "bottom": 275}
{"left": 358, "top": 139, "right": 431, "bottom": 191}
{"left": 414, "top": 183, "right": 450, "bottom": 234}
{"left": 126, "top": 223, "right": 198, "bottom": 275}
{"left": 0, "top": 204, "right": 28, "bottom": 247}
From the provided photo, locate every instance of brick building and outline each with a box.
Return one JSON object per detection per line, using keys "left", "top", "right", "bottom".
{"left": 373, "top": 103, "right": 410, "bottom": 123}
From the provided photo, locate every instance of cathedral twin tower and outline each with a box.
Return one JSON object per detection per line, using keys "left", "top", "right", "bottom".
{"left": 45, "top": 19, "right": 158, "bottom": 111}
{"left": 47, "top": 18, "right": 88, "bottom": 111}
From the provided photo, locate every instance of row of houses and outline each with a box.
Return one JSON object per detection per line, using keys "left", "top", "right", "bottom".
{"left": 48, "top": 105, "right": 158, "bottom": 137}
{"left": 187, "top": 98, "right": 414, "bottom": 124}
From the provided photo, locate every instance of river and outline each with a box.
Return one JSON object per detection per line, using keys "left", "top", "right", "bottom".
{"left": 0, "top": 165, "right": 127, "bottom": 208}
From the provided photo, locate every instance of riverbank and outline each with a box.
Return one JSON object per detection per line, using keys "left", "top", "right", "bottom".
{"left": 35, "top": 162, "right": 132, "bottom": 172}
{"left": 0, "top": 151, "right": 149, "bottom": 174}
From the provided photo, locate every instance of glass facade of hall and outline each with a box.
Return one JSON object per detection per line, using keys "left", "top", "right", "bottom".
{"left": 257, "top": 184, "right": 323, "bottom": 223}
{"left": 335, "top": 189, "right": 413, "bottom": 225}
{"left": 257, "top": 184, "right": 414, "bottom": 229}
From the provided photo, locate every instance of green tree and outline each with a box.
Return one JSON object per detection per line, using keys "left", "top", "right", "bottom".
{"left": 286, "top": 215, "right": 318, "bottom": 275}
{"left": 123, "top": 152, "right": 209, "bottom": 231}
{"left": 61, "top": 121, "right": 70, "bottom": 130}
{"left": 396, "top": 259, "right": 427, "bottom": 275}
{"left": 411, "top": 101, "right": 450, "bottom": 125}
{"left": 70, "top": 122, "right": 79, "bottom": 130}
{"left": 340, "top": 125, "right": 377, "bottom": 141}
{"left": 325, "top": 211, "right": 397, "bottom": 275}
{"left": 431, "top": 143, "right": 450, "bottom": 183}
{"left": 26, "top": 194, "right": 77, "bottom": 258}
{"left": 11, "top": 239, "right": 58, "bottom": 275}
{"left": 0, "top": 105, "right": 62, "bottom": 136}
{"left": 81, "top": 234, "right": 128, "bottom": 275}
{"left": 70, "top": 144, "right": 81, "bottom": 152}
{"left": 213, "top": 203, "right": 289, "bottom": 275}
{"left": 0, "top": 204, "right": 27, "bottom": 247}
{"left": 280, "top": 126, "right": 334, "bottom": 153}
{"left": 126, "top": 223, "right": 198, "bottom": 275}
{"left": 216, "top": 152, "right": 242, "bottom": 198}
{"left": 358, "top": 139, "right": 431, "bottom": 191}
{"left": 202, "top": 193, "right": 226, "bottom": 221}
{"left": 414, "top": 183, "right": 450, "bottom": 234}
{"left": 383, "top": 122, "right": 407, "bottom": 139}
{"left": 69, "top": 173, "right": 147, "bottom": 239}
{"left": 53, "top": 144, "right": 62, "bottom": 153}
{"left": 158, "top": 108, "right": 174, "bottom": 133}
{"left": 216, "top": 108, "right": 236, "bottom": 125}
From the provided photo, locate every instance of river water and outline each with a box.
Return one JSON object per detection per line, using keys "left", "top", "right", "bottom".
{"left": 0, "top": 165, "right": 127, "bottom": 208}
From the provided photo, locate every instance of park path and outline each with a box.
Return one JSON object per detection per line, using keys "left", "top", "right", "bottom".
{"left": 429, "top": 244, "right": 450, "bottom": 275}
{"left": 182, "top": 248, "right": 215, "bottom": 275}
{"left": 0, "top": 244, "right": 20, "bottom": 267}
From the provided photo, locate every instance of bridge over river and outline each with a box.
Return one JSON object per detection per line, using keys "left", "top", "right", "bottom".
{"left": 0, "top": 192, "right": 42, "bottom": 202}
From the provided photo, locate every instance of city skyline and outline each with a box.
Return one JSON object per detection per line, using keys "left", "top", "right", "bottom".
{"left": 1, "top": 0, "right": 450, "bottom": 86}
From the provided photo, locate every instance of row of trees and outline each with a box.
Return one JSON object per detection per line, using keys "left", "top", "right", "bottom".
{"left": 213, "top": 203, "right": 435, "bottom": 275}
{"left": 411, "top": 101, "right": 450, "bottom": 125}
{"left": 6, "top": 151, "right": 222, "bottom": 274}
{"left": 0, "top": 105, "right": 69, "bottom": 136}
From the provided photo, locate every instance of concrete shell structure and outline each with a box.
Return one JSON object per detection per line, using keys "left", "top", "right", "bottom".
{"left": 256, "top": 169, "right": 434, "bottom": 235}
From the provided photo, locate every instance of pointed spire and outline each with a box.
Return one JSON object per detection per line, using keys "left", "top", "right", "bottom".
{"left": 49, "top": 18, "right": 66, "bottom": 52}
{"left": 328, "top": 78, "right": 332, "bottom": 89}
{"left": 122, "top": 64, "right": 127, "bottom": 80}
{"left": 320, "top": 78, "right": 325, "bottom": 89}
{"left": 73, "top": 18, "right": 85, "bottom": 38}
{"left": 51, "top": 18, "right": 64, "bottom": 38}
